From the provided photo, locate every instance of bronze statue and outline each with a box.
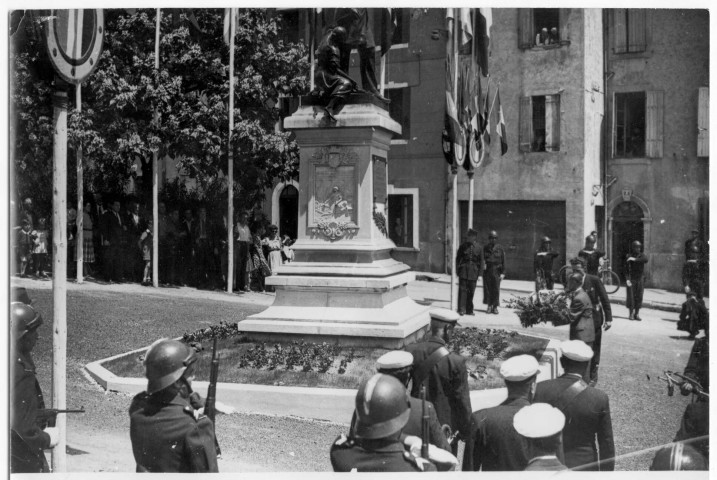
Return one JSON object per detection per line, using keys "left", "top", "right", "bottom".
{"left": 312, "top": 27, "right": 358, "bottom": 121}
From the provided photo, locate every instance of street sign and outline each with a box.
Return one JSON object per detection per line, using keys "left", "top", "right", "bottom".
{"left": 45, "top": 9, "right": 104, "bottom": 84}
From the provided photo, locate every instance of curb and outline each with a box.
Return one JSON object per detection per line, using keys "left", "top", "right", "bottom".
{"left": 84, "top": 337, "right": 561, "bottom": 424}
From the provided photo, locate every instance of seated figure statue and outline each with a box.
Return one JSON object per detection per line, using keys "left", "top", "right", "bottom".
{"left": 312, "top": 27, "right": 358, "bottom": 121}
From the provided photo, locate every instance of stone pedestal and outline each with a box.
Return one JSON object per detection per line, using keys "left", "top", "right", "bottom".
{"left": 240, "top": 96, "right": 430, "bottom": 348}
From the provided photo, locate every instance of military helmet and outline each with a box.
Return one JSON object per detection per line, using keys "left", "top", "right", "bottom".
{"left": 353, "top": 374, "right": 411, "bottom": 440}
{"left": 542, "top": 236, "right": 551, "bottom": 243}
{"left": 585, "top": 235, "right": 596, "bottom": 244}
{"left": 488, "top": 230, "right": 498, "bottom": 239}
{"left": 11, "top": 302, "right": 42, "bottom": 341}
{"left": 631, "top": 240, "right": 642, "bottom": 247}
{"left": 144, "top": 339, "right": 197, "bottom": 395}
{"left": 650, "top": 443, "right": 707, "bottom": 471}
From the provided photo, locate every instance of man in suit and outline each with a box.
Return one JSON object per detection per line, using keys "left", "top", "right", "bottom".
{"left": 534, "top": 236, "right": 559, "bottom": 290}
{"left": 462, "top": 355, "right": 539, "bottom": 471}
{"left": 193, "top": 206, "right": 213, "bottom": 289}
{"left": 102, "top": 199, "right": 125, "bottom": 283}
{"left": 125, "top": 199, "right": 146, "bottom": 282}
{"left": 482, "top": 230, "right": 506, "bottom": 314}
{"left": 534, "top": 340, "right": 615, "bottom": 471}
{"left": 405, "top": 309, "right": 471, "bottom": 454}
{"left": 625, "top": 240, "right": 648, "bottom": 320}
{"left": 514, "top": 403, "right": 567, "bottom": 471}
{"left": 564, "top": 273, "right": 595, "bottom": 349}
{"left": 570, "top": 257, "right": 612, "bottom": 386}
{"left": 178, "top": 208, "right": 195, "bottom": 286}
{"left": 456, "top": 228, "right": 481, "bottom": 316}
{"left": 91, "top": 192, "right": 106, "bottom": 274}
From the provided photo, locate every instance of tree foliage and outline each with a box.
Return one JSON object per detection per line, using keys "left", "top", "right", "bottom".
{"left": 10, "top": 8, "right": 309, "bottom": 217}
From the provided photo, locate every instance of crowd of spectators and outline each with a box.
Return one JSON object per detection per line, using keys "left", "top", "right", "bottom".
{"left": 12, "top": 195, "right": 295, "bottom": 293}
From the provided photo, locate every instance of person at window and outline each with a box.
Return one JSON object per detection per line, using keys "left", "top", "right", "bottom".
{"left": 533, "top": 134, "right": 546, "bottom": 152}
{"left": 535, "top": 27, "right": 549, "bottom": 46}
{"left": 626, "top": 126, "right": 644, "bottom": 157}
{"left": 549, "top": 27, "right": 559, "bottom": 45}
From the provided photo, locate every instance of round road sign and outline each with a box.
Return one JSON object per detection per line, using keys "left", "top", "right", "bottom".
{"left": 45, "top": 9, "right": 104, "bottom": 84}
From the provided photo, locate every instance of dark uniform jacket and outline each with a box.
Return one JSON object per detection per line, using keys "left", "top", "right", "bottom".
{"left": 129, "top": 391, "right": 218, "bottom": 473}
{"left": 330, "top": 435, "right": 436, "bottom": 472}
{"left": 457, "top": 241, "right": 481, "bottom": 280}
{"left": 577, "top": 249, "right": 604, "bottom": 276}
{"left": 582, "top": 274, "right": 612, "bottom": 328}
{"left": 534, "top": 374, "right": 615, "bottom": 471}
{"left": 405, "top": 336, "right": 472, "bottom": 437}
{"left": 534, "top": 249, "right": 559, "bottom": 275}
{"left": 675, "top": 337, "right": 709, "bottom": 459}
{"left": 462, "top": 396, "right": 530, "bottom": 471}
{"left": 568, "top": 289, "right": 595, "bottom": 343}
{"left": 684, "top": 337, "right": 709, "bottom": 392}
{"left": 625, "top": 252, "right": 648, "bottom": 280}
{"left": 483, "top": 243, "right": 506, "bottom": 274}
{"left": 524, "top": 456, "right": 568, "bottom": 471}
{"left": 102, "top": 210, "right": 124, "bottom": 245}
{"left": 11, "top": 351, "right": 50, "bottom": 473}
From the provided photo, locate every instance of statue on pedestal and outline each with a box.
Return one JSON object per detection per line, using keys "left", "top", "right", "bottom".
{"left": 312, "top": 27, "right": 358, "bottom": 122}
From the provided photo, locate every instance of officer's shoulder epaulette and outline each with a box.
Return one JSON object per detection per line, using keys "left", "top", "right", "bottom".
{"left": 402, "top": 450, "right": 430, "bottom": 471}
{"left": 182, "top": 405, "right": 206, "bottom": 421}
{"left": 333, "top": 434, "right": 354, "bottom": 449}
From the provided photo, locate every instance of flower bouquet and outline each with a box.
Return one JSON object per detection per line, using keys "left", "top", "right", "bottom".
{"left": 504, "top": 290, "right": 571, "bottom": 328}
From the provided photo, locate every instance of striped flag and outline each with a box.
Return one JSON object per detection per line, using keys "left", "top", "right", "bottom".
{"left": 497, "top": 88, "right": 508, "bottom": 155}
{"left": 223, "top": 8, "right": 236, "bottom": 45}
{"left": 475, "top": 8, "right": 492, "bottom": 76}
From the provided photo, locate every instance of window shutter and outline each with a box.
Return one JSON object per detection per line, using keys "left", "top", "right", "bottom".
{"left": 519, "top": 96, "right": 533, "bottom": 152}
{"left": 645, "top": 90, "right": 664, "bottom": 158}
{"left": 698, "top": 87, "right": 709, "bottom": 157}
{"left": 545, "top": 94, "right": 561, "bottom": 152}
{"left": 627, "top": 9, "right": 646, "bottom": 52}
{"left": 613, "top": 9, "right": 628, "bottom": 54}
{"left": 518, "top": 9, "right": 534, "bottom": 49}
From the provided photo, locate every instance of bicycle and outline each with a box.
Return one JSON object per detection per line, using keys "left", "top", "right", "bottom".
{"left": 557, "top": 258, "right": 620, "bottom": 294}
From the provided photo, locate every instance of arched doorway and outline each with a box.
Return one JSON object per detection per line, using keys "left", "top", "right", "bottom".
{"left": 611, "top": 201, "right": 644, "bottom": 281}
{"left": 278, "top": 185, "right": 298, "bottom": 240}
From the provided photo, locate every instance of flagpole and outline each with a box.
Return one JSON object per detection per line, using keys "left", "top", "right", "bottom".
{"left": 152, "top": 9, "right": 160, "bottom": 288}
{"left": 467, "top": 9, "right": 477, "bottom": 230}
{"left": 76, "top": 84, "right": 84, "bottom": 282}
{"left": 450, "top": 10, "right": 459, "bottom": 312}
{"left": 227, "top": 8, "right": 236, "bottom": 294}
{"left": 309, "top": 9, "right": 316, "bottom": 91}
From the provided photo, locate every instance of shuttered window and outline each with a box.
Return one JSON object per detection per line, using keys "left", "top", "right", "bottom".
{"left": 518, "top": 9, "right": 535, "bottom": 49}
{"left": 698, "top": 87, "right": 709, "bottom": 157}
{"left": 614, "top": 91, "right": 662, "bottom": 158}
{"left": 519, "top": 96, "right": 533, "bottom": 152}
{"left": 545, "top": 95, "right": 561, "bottom": 151}
{"left": 520, "top": 94, "right": 560, "bottom": 153}
{"left": 645, "top": 90, "right": 664, "bottom": 158}
{"left": 613, "top": 9, "right": 647, "bottom": 54}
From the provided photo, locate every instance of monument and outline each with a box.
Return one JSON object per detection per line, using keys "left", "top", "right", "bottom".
{"left": 240, "top": 31, "right": 430, "bottom": 347}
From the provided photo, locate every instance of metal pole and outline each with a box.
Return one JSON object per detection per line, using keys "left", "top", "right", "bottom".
{"left": 450, "top": 12, "right": 459, "bottom": 311}
{"left": 467, "top": 171, "right": 474, "bottom": 228}
{"left": 51, "top": 82, "right": 68, "bottom": 473}
{"left": 309, "top": 9, "right": 316, "bottom": 91}
{"left": 227, "top": 8, "right": 236, "bottom": 294}
{"left": 152, "top": 9, "right": 160, "bottom": 287}
{"left": 76, "top": 85, "right": 83, "bottom": 283}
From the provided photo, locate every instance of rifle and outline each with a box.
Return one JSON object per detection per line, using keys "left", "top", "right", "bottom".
{"left": 658, "top": 371, "right": 709, "bottom": 400}
{"left": 36, "top": 407, "right": 85, "bottom": 428}
{"left": 420, "top": 384, "right": 429, "bottom": 459}
{"left": 205, "top": 336, "right": 222, "bottom": 457}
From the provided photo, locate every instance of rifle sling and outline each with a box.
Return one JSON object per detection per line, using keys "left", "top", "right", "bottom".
{"left": 556, "top": 378, "right": 588, "bottom": 412}
{"left": 414, "top": 346, "right": 450, "bottom": 387}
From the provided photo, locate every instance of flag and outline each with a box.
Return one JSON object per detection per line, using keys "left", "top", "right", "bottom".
{"left": 466, "top": 65, "right": 483, "bottom": 169}
{"left": 497, "top": 88, "right": 508, "bottom": 155}
{"left": 475, "top": 8, "right": 492, "bottom": 76}
{"left": 380, "top": 8, "right": 397, "bottom": 56}
{"left": 223, "top": 8, "right": 237, "bottom": 45}
{"left": 482, "top": 80, "right": 491, "bottom": 146}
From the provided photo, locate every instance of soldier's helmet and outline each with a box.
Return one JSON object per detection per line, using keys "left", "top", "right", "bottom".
{"left": 353, "top": 374, "right": 411, "bottom": 440}
{"left": 542, "top": 236, "right": 551, "bottom": 243}
{"left": 11, "top": 302, "right": 42, "bottom": 341}
{"left": 690, "top": 244, "right": 700, "bottom": 253}
{"left": 144, "top": 339, "right": 197, "bottom": 395}
{"left": 631, "top": 240, "right": 642, "bottom": 248}
{"left": 489, "top": 230, "right": 498, "bottom": 239}
{"left": 650, "top": 443, "right": 707, "bottom": 471}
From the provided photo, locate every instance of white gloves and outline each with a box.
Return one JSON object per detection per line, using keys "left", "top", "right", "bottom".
{"left": 45, "top": 427, "right": 59, "bottom": 448}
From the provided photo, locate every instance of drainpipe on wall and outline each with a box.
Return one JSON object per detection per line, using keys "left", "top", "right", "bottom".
{"left": 602, "top": 9, "right": 610, "bottom": 261}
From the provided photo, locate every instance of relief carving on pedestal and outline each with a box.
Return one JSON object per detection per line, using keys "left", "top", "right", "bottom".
{"left": 309, "top": 146, "right": 359, "bottom": 240}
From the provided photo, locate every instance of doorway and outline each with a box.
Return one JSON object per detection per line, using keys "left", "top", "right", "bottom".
{"left": 279, "top": 185, "right": 299, "bottom": 240}
{"left": 611, "top": 201, "right": 644, "bottom": 281}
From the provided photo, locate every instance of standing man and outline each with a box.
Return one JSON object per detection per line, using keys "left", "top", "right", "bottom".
{"left": 179, "top": 209, "right": 195, "bottom": 286}
{"left": 234, "top": 211, "right": 252, "bottom": 292}
{"left": 682, "top": 245, "right": 704, "bottom": 299}
{"left": 534, "top": 236, "right": 559, "bottom": 290}
{"left": 405, "top": 309, "right": 472, "bottom": 454}
{"left": 684, "top": 229, "right": 704, "bottom": 260}
{"left": 514, "top": 403, "right": 567, "bottom": 471}
{"left": 129, "top": 339, "right": 218, "bottom": 473}
{"left": 625, "top": 240, "right": 648, "bottom": 320}
{"left": 193, "top": 206, "right": 212, "bottom": 289}
{"left": 482, "top": 230, "right": 505, "bottom": 314}
{"left": 456, "top": 229, "right": 482, "bottom": 316}
{"left": 564, "top": 273, "right": 595, "bottom": 349}
{"left": 91, "top": 192, "right": 106, "bottom": 276}
{"left": 462, "top": 355, "right": 539, "bottom": 471}
{"left": 11, "top": 303, "right": 59, "bottom": 473}
{"left": 102, "top": 199, "right": 125, "bottom": 283}
{"left": 578, "top": 235, "right": 605, "bottom": 277}
{"left": 534, "top": 340, "right": 615, "bottom": 471}
{"left": 570, "top": 258, "right": 612, "bottom": 386}
{"left": 125, "top": 200, "right": 146, "bottom": 282}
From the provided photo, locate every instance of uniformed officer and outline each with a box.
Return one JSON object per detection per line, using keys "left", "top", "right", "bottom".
{"left": 129, "top": 338, "right": 218, "bottom": 473}
{"left": 482, "top": 230, "right": 506, "bottom": 314}
{"left": 534, "top": 236, "right": 559, "bottom": 290}
{"left": 577, "top": 235, "right": 605, "bottom": 276}
{"left": 650, "top": 442, "right": 707, "bottom": 471}
{"left": 463, "top": 354, "right": 539, "bottom": 471}
{"left": 625, "top": 240, "right": 648, "bottom": 320}
{"left": 534, "top": 340, "right": 615, "bottom": 471}
{"left": 405, "top": 309, "right": 472, "bottom": 454}
{"left": 570, "top": 257, "right": 612, "bottom": 386}
{"left": 678, "top": 293, "right": 708, "bottom": 339}
{"left": 11, "top": 303, "right": 59, "bottom": 473}
{"left": 456, "top": 228, "right": 482, "bottom": 316}
{"left": 348, "top": 351, "right": 451, "bottom": 451}
{"left": 684, "top": 229, "right": 704, "bottom": 260}
{"left": 330, "top": 374, "right": 437, "bottom": 472}
{"left": 514, "top": 403, "right": 567, "bottom": 471}
{"left": 682, "top": 245, "right": 705, "bottom": 299}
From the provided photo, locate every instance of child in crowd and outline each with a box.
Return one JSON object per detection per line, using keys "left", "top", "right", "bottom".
{"left": 138, "top": 220, "right": 153, "bottom": 286}
{"left": 16, "top": 219, "right": 34, "bottom": 277}
{"left": 32, "top": 217, "right": 50, "bottom": 278}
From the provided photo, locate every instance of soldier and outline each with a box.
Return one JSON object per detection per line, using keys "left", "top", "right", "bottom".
{"left": 564, "top": 273, "right": 595, "bottom": 349}
{"left": 650, "top": 443, "right": 707, "bottom": 471}
{"left": 625, "top": 240, "right": 648, "bottom": 320}
{"left": 534, "top": 340, "right": 615, "bottom": 471}
{"left": 569, "top": 257, "right": 612, "bottom": 386}
{"left": 534, "top": 236, "right": 559, "bottom": 290}
{"left": 456, "top": 228, "right": 482, "bottom": 316}
{"left": 348, "top": 351, "right": 450, "bottom": 451}
{"left": 330, "top": 374, "right": 437, "bottom": 472}
{"left": 482, "top": 230, "right": 505, "bottom": 314}
{"left": 577, "top": 234, "right": 605, "bottom": 276}
{"left": 463, "top": 355, "right": 539, "bottom": 471}
{"left": 514, "top": 403, "right": 567, "bottom": 471}
{"left": 11, "top": 303, "right": 59, "bottom": 473}
{"left": 129, "top": 339, "right": 218, "bottom": 473}
{"left": 682, "top": 245, "right": 704, "bottom": 299}
{"left": 405, "top": 309, "right": 472, "bottom": 454}
{"left": 684, "top": 229, "right": 704, "bottom": 260}
{"left": 678, "top": 293, "right": 708, "bottom": 339}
